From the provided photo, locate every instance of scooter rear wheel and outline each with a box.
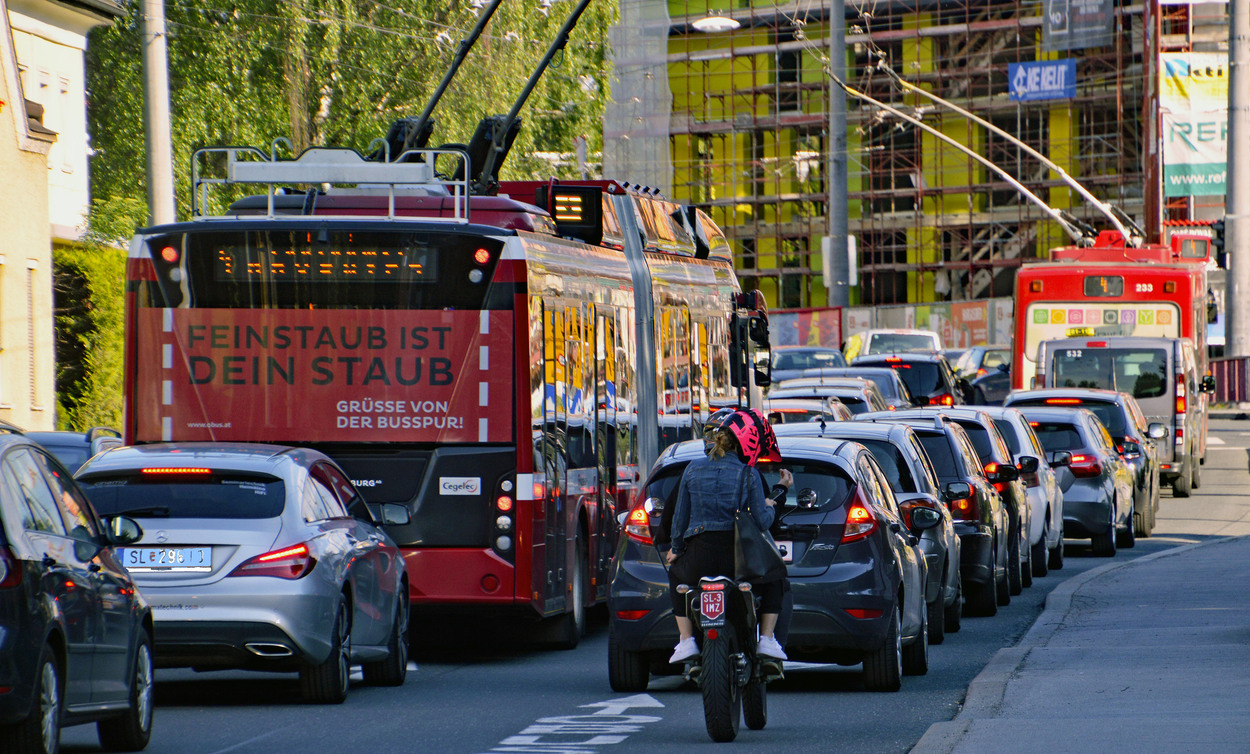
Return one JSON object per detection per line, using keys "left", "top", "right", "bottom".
{"left": 701, "top": 626, "right": 741, "bottom": 742}
{"left": 743, "top": 667, "right": 767, "bottom": 730}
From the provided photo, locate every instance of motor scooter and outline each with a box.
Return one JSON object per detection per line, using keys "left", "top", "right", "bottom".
{"left": 678, "top": 575, "right": 783, "bottom": 742}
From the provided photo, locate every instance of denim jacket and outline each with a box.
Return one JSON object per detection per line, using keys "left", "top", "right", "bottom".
{"left": 670, "top": 453, "right": 773, "bottom": 557}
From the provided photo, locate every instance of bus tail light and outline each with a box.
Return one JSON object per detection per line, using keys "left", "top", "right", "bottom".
{"left": 841, "top": 495, "right": 877, "bottom": 544}
{"left": 1068, "top": 454, "right": 1104, "bottom": 478}
{"left": 229, "top": 543, "right": 315, "bottom": 579}
{"left": 624, "top": 503, "right": 654, "bottom": 545}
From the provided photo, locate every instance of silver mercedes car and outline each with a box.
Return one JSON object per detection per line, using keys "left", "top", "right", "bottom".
{"left": 75, "top": 443, "right": 411, "bottom": 704}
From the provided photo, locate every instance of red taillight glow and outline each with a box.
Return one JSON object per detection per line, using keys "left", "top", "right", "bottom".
{"left": 1045, "top": 398, "right": 1082, "bottom": 405}
{"left": 616, "top": 610, "right": 650, "bottom": 621}
{"left": 532, "top": 481, "right": 545, "bottom": 500}
{"left": 1175, "top": 374, "right": 1186, "bottom": 413}
{"left": 473, "top": 248, "right": 491, "bottom": 265}
{"left": 141, "top": 467, "right": 211, "bottom": 475}
{"left": 948, "top": 496, "right": 979, "bottom": 520}
{"left": 624, "top": 506, "right": 653, "bottom": 545}
{"left": 983, "top": 462, "right": 999, "bottom": 475}
{"left": 841, "top": 499, "right": 877, "bottom": 543}
{"left": 160, "top": 246, "right": 179, "bottom": 264}
{"left": 1068, "top": 454, "right": 1104, "bottom": 478}
{"left": 1085, "top": 341, "right": 1107, "bottom": 348}
{"left": 496, "top": 495, "right": 513, "bottom": 512}
{"left": 844, "top": 608, "right": 884, "bottom": 619}
{"left": 930, "top": 393, "right": 954, "bottom": 406}
{"left": 228, "top": 543, "right": 315, "bottom": 579}
{"left": 1030, "top": 280, "right": 1042, "bottom": 292}
{"left": 0, "top": 547, "right": 20, "bottom": 589}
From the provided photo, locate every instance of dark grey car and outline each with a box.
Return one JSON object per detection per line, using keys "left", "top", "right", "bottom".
{"left": 784, "top": 367, "right": 915, "bottom": 409}
{"left": 608, "top": 436, "right": 929, "bottom": 693}
{"left": 773, "top": 421, "right": 962, "bottom": 643}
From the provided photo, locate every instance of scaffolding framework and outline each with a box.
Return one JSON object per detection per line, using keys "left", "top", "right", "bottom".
{"left": 604, "top": 0, "right": 1227, "bottom": 310}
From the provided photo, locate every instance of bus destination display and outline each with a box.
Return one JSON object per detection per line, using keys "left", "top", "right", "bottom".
{"left": 214, "top": 243, "right": 436, "bottom": 284}
{"left": 1083, "top": 275, "right": 1124, "bottom": 297}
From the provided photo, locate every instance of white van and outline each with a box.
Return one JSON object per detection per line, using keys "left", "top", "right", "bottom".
{"left": 1034, "top": 336, "right": 1214, "bottom": 495}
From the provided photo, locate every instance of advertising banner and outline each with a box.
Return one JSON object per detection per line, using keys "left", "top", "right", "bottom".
{"left": 1160, "top": 52, "right": 1228, "bottom": 197}
{"left": 1043, "top": 0, "right": 1115, "bottom": 52}
{"left": 1008, "top": 59, "right": 1077, "bottom": 102}
{"left": 135, "top": 308, "right": 514, "bottom": 444}
{"left": 950, "top": 302, "right": 991, "bottom": 348}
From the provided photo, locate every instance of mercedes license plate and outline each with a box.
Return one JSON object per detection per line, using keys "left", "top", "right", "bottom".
{"left": 699, "top": 591, "right": 725, "bottom": 625}
{"left": 120, "top": 547, "right": 212, "bottom": 572}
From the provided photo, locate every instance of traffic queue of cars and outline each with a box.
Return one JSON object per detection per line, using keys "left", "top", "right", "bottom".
{"left": 0, "top": 429, "right": 411, "bottom": 752}
{"left": 608, "top": 329, "right": 1200, "bottom": 696}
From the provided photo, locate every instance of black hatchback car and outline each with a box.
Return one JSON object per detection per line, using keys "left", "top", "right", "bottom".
{"left": 1005, "top": 388, "right": 1166, "bottom": 539}
{"left": 853, "top": 353, "right": 969, "bottom": 407}
{"left": 608, "top": 436, "right": 929, "bottom": 693}
{"left": 0, "top": 434, "right": 152, "bottom": 753}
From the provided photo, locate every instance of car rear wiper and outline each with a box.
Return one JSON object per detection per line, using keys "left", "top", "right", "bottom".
{"left": 117, "top": 506, "right": 171, "bottom": 518}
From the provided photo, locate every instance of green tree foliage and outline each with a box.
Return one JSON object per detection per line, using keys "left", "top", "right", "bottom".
{"left": 87, "top": 0, "right": 616, "bottom": 222}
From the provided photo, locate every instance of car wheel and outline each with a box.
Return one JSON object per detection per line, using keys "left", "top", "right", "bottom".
{"left": 1005, "top": 517, "right": 1022, "bottom": 596}
{"left": 863, "top": 604, "right": 902, "bottom": 691}
{"left": 1173, "top": 463, "right": 1192, "bottom": 497}
{"left": 1091, "top": 505, "right": 1117, "bottom": 557}
{"left": 1191, "top": 454, "right": 1201, "bottom": 489}
{"left": 926, "top": 592, "right": 945, "bottom": 646}
{"left": 608, "top": 621, "right": 650, "bottom": 692}
{"left": 0, "top": 643, "right": 61, "bottom": 754}
{"left": 362, "top": 596, "right": 409, "bottom": 687}
{"left": 902, "top": 601, "right": 929, "bottom": 676}
{"left": 1048, "top": 531, "right": 1065, "bottom": 570}
{"left": 97, "top": 631, "right": 154, "bottom": 751}
{"left": 1116, "top": 498, "right": 1136, "bottom": 549}
{"left": 1032, "top": 521, "right": 1049, "bottom": 578}
{"left": 301, "top": 594, "right": 351, "bottom": 704}
{"left": 944, "top": 577, "right": 963, "bottom": 633}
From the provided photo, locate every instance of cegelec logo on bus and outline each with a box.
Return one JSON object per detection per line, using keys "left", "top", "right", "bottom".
{"left": 135, "top": 309, "right": 513, "bottom": 443}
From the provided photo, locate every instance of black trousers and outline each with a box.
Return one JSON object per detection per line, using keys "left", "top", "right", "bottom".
{"left": 668, "top": 530, "right": 784, "bottom": 616}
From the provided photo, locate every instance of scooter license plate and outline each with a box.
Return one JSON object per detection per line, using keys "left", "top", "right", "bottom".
{"left": 700, "top": 591, "right": 726, "bottom": 626}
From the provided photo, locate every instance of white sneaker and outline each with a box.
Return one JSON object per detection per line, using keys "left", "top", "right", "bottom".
{"left": 668, "top": 636, "right": 699, "bottom": 663}
{"left": 757, "top": 635, "right": 788, "bottom": 660}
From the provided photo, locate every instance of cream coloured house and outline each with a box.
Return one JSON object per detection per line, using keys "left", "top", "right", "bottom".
{"left": 1, "top": 0, "right": 122, "bottom": 430}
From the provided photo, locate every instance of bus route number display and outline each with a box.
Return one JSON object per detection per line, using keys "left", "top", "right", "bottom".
{"left": 1083, "top": 275, "right": 1124, "bottom": 297}
{"left": 214, "top": 244, "right": 435, "bottom": 284}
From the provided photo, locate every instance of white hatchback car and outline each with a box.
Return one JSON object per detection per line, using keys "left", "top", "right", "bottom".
{"left": 975, "top": 406, "right": 1065, "bottom": 574}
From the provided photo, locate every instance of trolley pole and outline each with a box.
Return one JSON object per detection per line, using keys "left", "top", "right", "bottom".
{"left": 827, "top": 0, "right": 849, "bottom": 308}
{"left": 1229, "top": 0, "right": 1250, "bottom": 361}
{"left": 142, "top": 0, "right": 176, "bottom": 225}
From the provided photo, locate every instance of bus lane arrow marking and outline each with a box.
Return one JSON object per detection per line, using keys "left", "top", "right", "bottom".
{"left": 487, "top": 695, "right": 665, "bottom": 752}
{"left": 578, "top": 693, "right": 665, "bottom": 715}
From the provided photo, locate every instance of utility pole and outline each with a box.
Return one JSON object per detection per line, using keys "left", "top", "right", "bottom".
{"left": 827, "top": 0, "right": 849, "bottom": 307}
{"left": 142, "top": 0, "right": 175, "bottom": 225}
{"left": 1229, "top": 0, "right": 1250, "bottom": 359}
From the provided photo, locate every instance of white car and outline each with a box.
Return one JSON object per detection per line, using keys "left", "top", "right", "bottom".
{"left": 975, "top": 406, "right": 1066, "bottom": 574}
{"left": 845, "top": 328, "right": 944, "bottom": 362}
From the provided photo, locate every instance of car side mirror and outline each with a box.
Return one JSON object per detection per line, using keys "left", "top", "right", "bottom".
{"left": 943, "top": 481, "right": 973, "bottom": 501}
{"left": 1147, "top": 423, "right": 1169, "bottom": 440}
{"left": 1048, "top": 450, "right": 1073, "bottom": 468}
{"left": 985, "top": 462, "right": 1019, "bottom": 483}
{"left": 379, "top": 503, "right": 410, "bottom": 527}
{"left": 106, "top": 516, "right": 144, "bottom": 546}
{"left": 1017, "top": 456, "right": 1040, "bottom": 474}
{"left": 1201, "top": 375, "right": 1216, "bottom": 394}
{"left": 908, "top": 506, "right": 942, "bottom": 531}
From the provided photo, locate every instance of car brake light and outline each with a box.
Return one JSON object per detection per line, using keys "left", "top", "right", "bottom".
{"left": 1045, "top": 398, "right": 1082, "bottom": 405}
{"left": 141, "top": 467, "right": 212, "bottom": 474}
{"left": 0, "top": 547, "right": 20, "bottom": 589}
{"left": 845, "top": 608, "right": 884, "bottom": 619}
{"left": 948, "top": 495, "right": 979, "bottom": 521}
{"left": 624, "top": 505, "right": 653, "bottom": 545}
{"left": 228, "top": 543, "right": 315, "bottom": 579}
{"left": 615, "top": 610, "right": 650, "bottom": 621}
{"left": 841, "top": 497, "right": 877, "bottom": 543}
{"left": 929, "top": 393, "right": 954, "bottom": 406}
{"left": 1175, "top": 374, "right": 1186, "bottom": 413}
{"left": 1068, "top": 454, "right": 1104, "bottom": 478}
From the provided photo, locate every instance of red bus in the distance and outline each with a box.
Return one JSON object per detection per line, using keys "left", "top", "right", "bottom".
{"left": 122, "top": 146, "right": 771, "bottom": 647}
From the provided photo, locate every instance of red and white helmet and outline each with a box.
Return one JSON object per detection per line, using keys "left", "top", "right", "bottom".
{"left": 720, "top": 408, "right": 782, "bottom": 466}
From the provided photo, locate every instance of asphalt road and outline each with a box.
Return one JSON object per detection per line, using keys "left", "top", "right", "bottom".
{"left": 60, "top": 419, "right": 1250, "bottom": 753}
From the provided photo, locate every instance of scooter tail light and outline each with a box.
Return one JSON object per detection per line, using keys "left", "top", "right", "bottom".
{"left": 624, "top": 505, "right": 653, "bottom": 545}
{"left": 228, "top": 543, "right": 315, "bottom": 579}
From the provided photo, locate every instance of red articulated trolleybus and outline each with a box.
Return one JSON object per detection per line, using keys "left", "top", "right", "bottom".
{"left": 122, "top": 145, "right": 772, "bottom": 647}
{"left": 1011, "top": 229, "right": 1216, "bottom": 393}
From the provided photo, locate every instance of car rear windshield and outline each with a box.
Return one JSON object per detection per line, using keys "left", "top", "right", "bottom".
{"left": 1013, "top": 399, "right": 1126, "bottom": 437}
{"left": 78, "top": 473, "right": 286, "bottom": 519}
{"left": 886, "top": 362, "right": 943, "bottom": 396}
{"left": 1030, "top": 422, "right": 1084, "bottom": 452}
{"left": 1050, "top": 347, "right": 1168, "bottom": 399}
{"left": 868, "top": 333, "right": 936, "bottom": 353}
{"left": 774, "top": 350, "right": 844, "bottom": 371}
{"left": 916, "top": 434, "right": 961, "bottom": 482}
{"left": 836, "top": 396, "right": 869, "bottom": 414}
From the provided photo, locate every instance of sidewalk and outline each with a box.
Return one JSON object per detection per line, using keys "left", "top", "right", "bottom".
{"left": 912, "top": 536, "right": 1250, "bottom": 753}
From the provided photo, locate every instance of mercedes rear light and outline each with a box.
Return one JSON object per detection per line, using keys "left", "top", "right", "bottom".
{"left": 0, "top": 547, "right": 20, "bottom": 589}
{"left": 841, "top": 495, "right": 878, "bottom": 544}
{"left": 624, "top": 502, "right": 654, "bottom": 545}
{"left": 228, "top": 543, "right": 315, "bottom": 579}
{"left": 1068, "top": 454, "right": 1104, "bottom": 478}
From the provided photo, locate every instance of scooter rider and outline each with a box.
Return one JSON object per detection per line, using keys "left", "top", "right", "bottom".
{"left": 663, "top": 408, "right": 792, "bottom": 664}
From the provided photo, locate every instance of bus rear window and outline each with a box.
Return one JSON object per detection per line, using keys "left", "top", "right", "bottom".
{"left": 1050, "top": 347, "right": 1168, "bottom": 399}
{"left": 78, "top": 474, "right": 286, "bottom": 519}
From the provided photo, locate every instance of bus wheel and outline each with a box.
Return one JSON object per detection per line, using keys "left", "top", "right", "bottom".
{"left": 544, "top": 539, "right": 588, "bottom": 650}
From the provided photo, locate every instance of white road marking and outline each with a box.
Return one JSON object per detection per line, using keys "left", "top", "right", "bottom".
{"left": 487, "top": 694, "right": 665, "bottom": 752}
